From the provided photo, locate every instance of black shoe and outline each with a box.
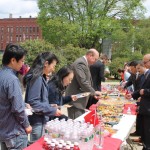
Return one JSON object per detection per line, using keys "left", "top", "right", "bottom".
{"left": 130, "top": 131, "right": 138, "bottom": 136}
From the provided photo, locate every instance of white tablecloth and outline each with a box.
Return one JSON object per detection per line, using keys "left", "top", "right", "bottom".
{"left": 75, "top": 111, "right": 136, "bottom": 142}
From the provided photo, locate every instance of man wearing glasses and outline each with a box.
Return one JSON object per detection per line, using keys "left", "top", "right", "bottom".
{"left": 137, "top": 54, "right": 150, "bottom": 150}
{"left": 143, "top": 54, "right": 150, "bottom": 69}
{"left": 126, "top": 54, "right": 150, "bottom": 150}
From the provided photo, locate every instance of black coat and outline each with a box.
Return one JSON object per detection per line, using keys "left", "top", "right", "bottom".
{"left": 124, "top": 73, "right": 142, "bottom": 92}
{"left": 90, "top": 60, "right": 105, "bottom": 91}
{"left": 132, "top": 70, "right": 150, "bottom": 115}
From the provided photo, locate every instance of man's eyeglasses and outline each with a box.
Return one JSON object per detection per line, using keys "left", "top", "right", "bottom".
{"left": 143, "top": 60, "right": 150, "bottom": 64}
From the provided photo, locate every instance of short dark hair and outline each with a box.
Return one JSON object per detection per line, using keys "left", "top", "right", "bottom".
{"left": 117, "top": 68, "right": 124, "bottom": 73}
{"left": 2, "top": 43, "right": 27, "bottom": 65}
{"left": 128, "top": 61, "right": 138, "bottom": 67}
{"left": 100, "top": 54, "right": 108, "bottom": 60}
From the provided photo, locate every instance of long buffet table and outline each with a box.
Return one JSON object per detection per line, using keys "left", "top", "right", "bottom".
{"left": 75, "top": 109, "right": 136, "bottom": 150}
{"left": 24, "top": 105, "right": 136, "bottom": 150}
{"left": 75, "top": 110, "right": 136, "bottom": 142}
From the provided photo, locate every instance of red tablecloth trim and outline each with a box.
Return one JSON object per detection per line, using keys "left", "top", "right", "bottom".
{"left": 123, "top": 104, "right": 137, "bottom": 115}
{"left": 93, "top": 137, "right": 122, "bottom": 150}
{"left": 24, "top": 136, "right": 122, "bottom": 150}
{"left": 23, "top": 137, "right": 44, "bottom": 150}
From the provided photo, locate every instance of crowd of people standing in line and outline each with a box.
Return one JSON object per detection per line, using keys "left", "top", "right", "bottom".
{"left": 0, "top": 43, "right": 150, "bottom": 150}
{"left": 117, "top": 55, "right": 150, "bottom": 150}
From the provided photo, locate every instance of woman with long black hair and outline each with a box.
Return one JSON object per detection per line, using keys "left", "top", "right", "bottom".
{"left": 23, "top": 52, "right": 62, "bottom": 144}
{"left": 48, "top": 65, "right": 77, "bottom": 120}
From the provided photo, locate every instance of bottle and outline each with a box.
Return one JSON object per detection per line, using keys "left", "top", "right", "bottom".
{"left": 55, "top": 141, "right": 59, "bottom": 150}
{"left": 59, "top": 140, "right": 64, "bottom": 145}
{"left": 66, "top": 141, "right": 71, "bottom": 146}
{"left": 62, "top": 143, "right": 66, "bottom": 150}
{"left": 94, "top": 124, "right": 104, "bottom": 149}
{"left": 51, "top": 143, "right": 56, "bottom": 150}
{"left": 70, "top": 144, "right": 74, "bottom": 150}
{"left": 65, "top": 145, "right": 70, "bottom": 150}
{"left": 127, "top": 107, "right": 131, "bottom": 114}
{"left": 58, "top": 144, "right": 63, "bottom": 150}
{"left": 74, "top": 142, "right": 80, "bottom": 150}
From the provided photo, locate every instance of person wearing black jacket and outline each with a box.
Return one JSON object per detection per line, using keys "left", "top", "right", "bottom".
{"left": 47, "top": 65, "right": 77, "bottom": 120}
{"left": 86, "top": 54, "right": 108, "bottom": 109}
{"left": 126, "top": 58, "right": 150, "bottom": 150}
{"left": 123, "top": 61, "right": 143, "bottom": 138}
{"left": 124, "top": 61, "right": 141, "bottom": 91}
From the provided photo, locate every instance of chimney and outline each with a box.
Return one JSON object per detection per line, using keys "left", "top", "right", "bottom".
{"left": 9, "top": 13, "right": 12, "bottom": 18}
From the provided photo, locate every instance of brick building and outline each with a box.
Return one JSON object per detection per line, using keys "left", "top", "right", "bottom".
{"left": 0, "top": 14, "right": 42, "bottom": 50}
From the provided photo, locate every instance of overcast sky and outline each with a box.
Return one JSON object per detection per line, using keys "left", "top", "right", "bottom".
{"left": 0, "top": 0, "right": 150, "bottom": 19}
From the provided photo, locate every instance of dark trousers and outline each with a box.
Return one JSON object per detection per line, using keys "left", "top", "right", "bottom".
{"left": 136, "top": 114, "right": 143, "bottom": 136}
{"left": 49, "top": 115, "right": 68, "bottom": 121}
{"left": 86, "top": 96, "right": 97, "bottom": 109}
{"left": 141, "top": 115, "right": 150, "bottom": 150}
{"left": 67, "top": 106, "right": 85, "bottom": 119}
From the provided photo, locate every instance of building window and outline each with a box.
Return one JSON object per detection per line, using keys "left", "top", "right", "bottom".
{"left": 16, "top": 35, "right": 19, "bottom": 41}
{"left": 7, "top": 27, "right": 10, "bottom": 33}
{"left": 22, "top": 26, "right": 25, "bottom": 32}
{"left": 33, "top": 27, "right": 35, "bottom": 33}
{"left": 30, "top": 27, "right": 32, "bottom": 33}
{"left": 1, "top": 35, "right": 3, "bottom": 41}
{"left": 20, "top": 27, "right": 22, "bottom": 32}
{"left": 19, "top": 35, "right": 22, "bottom": 41}
{"left": 1, "top": 27, "right": 4, "bottom": 32}
{"left": 23, "top": 34, "right": 26, "bottom": 40}
{"left": 7, "top": 35, "right": 9, "bottom": 42}
{"left": 26, "top": 27, "right": 28, "bottom": 33}
{"left": 37, "top": 27, "right": 39, "bottom": 33}
{"left": 10, "top": 27, "right": 13, "bottom": 33}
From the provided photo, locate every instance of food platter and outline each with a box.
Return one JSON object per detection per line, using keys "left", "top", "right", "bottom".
{"left": 75, "top": 92, "right": 91, "bottom": 98}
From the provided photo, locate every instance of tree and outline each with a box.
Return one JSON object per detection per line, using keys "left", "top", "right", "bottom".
{"left": 109, "top": 49, "right": 143, "bottom": 79}
{"left": 20, "top": 39, "right": 86, "bottom": 70}
{"left": 37, "top": 0, "right": 144, "bottom": 51}
{"left": 134, "top": 19, "right": 150, "bottom": 54}
{"left": 20, "top": 39, "right": 56, "bottom": 66}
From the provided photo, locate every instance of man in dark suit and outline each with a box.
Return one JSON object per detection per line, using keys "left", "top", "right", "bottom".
{"left": 86, "top": 54, "right": 108, "bottom": 109}
{"left": 90, "top": 54, "right": 108, "bottom": 91}
{"left": 127, "top": 55, "right": 150, "bottom": 150}
{"left": 66, "top": 49, "right": 102, "bottom": 119}
{"left": 124, "top": 61, "right": 142, "bottom": 138}
{"left": 124, "top": 61, "right": 140, "bottom": 91}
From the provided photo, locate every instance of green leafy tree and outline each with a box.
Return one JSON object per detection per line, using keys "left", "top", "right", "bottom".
{"left": 134, "top": 19, "right": 150, "bottom": 54}
{"left": 20, "top": 39, "right": 56, "bottom": 66}
{"left": 38, "top": 0, "right": 144, "bottom": 50}
{"left": 20, "top": 39, "right": 87, "bottom": 70}
{"left": 109, "top": 50, "right": 143, "bottom": 79}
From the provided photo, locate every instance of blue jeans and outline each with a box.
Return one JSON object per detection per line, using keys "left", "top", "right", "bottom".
{"left": 29, "top": 124, "right": 44, "bottom": 144}
{"left": 1, "top": 134, "right": 28, "bottom": 150}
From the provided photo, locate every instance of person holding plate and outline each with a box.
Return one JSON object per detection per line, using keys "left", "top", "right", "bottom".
{"left": 48, "top": 65, "right": 78, "bottom": 120}
{"left": 66, "top": 49, "right": 102, "bottom": 119}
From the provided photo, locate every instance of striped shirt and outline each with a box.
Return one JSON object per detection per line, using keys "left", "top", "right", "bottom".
{"left": 0, "top": 66, "right": 30, "bottom": 141}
